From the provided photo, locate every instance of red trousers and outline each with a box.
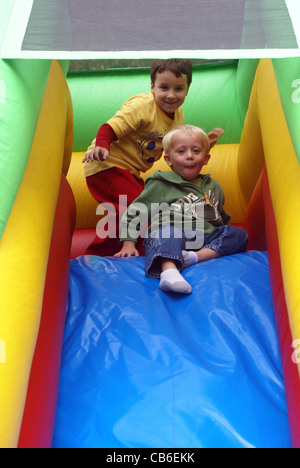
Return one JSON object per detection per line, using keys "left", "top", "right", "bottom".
{"left": 86, "top": 167, "right": 145, "bottom": 256}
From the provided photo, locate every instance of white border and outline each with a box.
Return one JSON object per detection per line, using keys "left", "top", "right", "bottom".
{"left": 0, "top": 0, "right": 34, "bottom": 58}
{"left": 285, "top": 0, "right": 300, "bottom": 48}
{"left": 2, "top": 48, "right": 300, "bottom": 61}
{"left": 1, "top": 0, "right": 300, "bottom": 60}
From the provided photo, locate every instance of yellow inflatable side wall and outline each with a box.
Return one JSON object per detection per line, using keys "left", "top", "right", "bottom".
{"left": 0, "top": 61, "right": 73, "bottom": 448}
{"left": 257, "top": 60, "right": 300, "bottom": 362}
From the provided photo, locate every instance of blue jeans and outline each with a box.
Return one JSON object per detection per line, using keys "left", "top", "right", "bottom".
{"left": 143, "top": 225, "right": 249, "bottom": 278}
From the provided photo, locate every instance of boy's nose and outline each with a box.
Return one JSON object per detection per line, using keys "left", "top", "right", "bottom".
{"left": 167, "top": 89, "right": 176, "bottom": 99}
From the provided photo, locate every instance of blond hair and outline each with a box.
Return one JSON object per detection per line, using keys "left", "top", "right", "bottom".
{"left": 163, "top": 125, "right": 210, "bottom": 154}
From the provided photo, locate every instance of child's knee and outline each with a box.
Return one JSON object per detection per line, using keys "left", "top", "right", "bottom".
{"left": 233, "top": 227, "right": 248, "bottom": 251}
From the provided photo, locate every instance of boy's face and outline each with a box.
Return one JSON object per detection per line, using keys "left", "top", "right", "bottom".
{"left": 151, "top": 70, "right": 189, "bottom": 115}
{"left": 164, "top": 131, "right": 211, "bottom": 180}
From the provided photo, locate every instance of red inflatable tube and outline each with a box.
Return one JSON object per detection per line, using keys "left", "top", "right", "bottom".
{"left": 243, "top": 165, "right": 300, "bottom": 447}
{"left": 243, "top": 170, "right": 267, "bottom": 252}
{"left": 18, "top": 175, "right": 76, "bottom": 448}
{"left": 262, "top": 167, "right": 300, "bottom": 448}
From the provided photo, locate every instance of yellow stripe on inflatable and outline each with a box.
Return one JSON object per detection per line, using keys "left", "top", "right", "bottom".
{"left": 67, "top": 151, "right": 99, "bottom": 229}
{"left": 237, "top": 71, "right": 266, "bottom": 212}
{"left": 0, "top": 60, "right": 73, "bottom": 448}
{"left": 257, "top": 59, "right": 300, "bottom": 375}
{"left": 205, "top": 144, "right": 244, "bottom": 224}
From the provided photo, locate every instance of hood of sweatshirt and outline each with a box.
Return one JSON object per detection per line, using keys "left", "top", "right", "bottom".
{"left": 145, "top": 169, "right": 211, "bottom": 188}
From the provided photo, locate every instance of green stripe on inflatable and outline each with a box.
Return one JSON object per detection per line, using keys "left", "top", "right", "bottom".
{"left": 184, "top": 63, "right": 244, "bottom": 143}
{"left": 67, "top": 61, "right": 244, "bottom": 152}
{"left": 272, "top": 58, "right": 300, "bottom": 165}
{"left": 236, "top": 59, "right": 260, "bottom": 121}
{"left": 0, "top": 59, "right": 51, "bottom": 240}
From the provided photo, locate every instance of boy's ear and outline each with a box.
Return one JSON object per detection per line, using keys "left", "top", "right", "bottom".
{"left": 164, "top": 153, "right": 172, "bottom": 167}
{"left": 204, "top": 153, "right": 211, "bottom": 165}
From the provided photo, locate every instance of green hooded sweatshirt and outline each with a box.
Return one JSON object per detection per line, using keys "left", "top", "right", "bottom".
{"left": 120, "top": 170, "right": 231, "bottom": 243}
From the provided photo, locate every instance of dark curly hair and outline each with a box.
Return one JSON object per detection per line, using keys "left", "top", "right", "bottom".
{"left": 150, "top": 59, "right": 193, "bottom": 87}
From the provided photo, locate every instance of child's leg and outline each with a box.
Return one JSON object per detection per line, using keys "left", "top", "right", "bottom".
{"left": 143, "top": 226, "right": 192, "bottom": 294}
{"left": 182, "top": 248, "right": 218, "bottom": 267}
{"left": 182, "top": 225, "right": 248, "bottom": 267}
{"left": 85, "top": 167, "right": 144, "bottom": 256}
{"left": 201, "top": 226, "right": 248, "bottom": 257}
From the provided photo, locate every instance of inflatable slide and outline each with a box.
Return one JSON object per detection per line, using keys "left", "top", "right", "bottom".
{"left": 1, "top": 0, "right": 300, "bottom": 449}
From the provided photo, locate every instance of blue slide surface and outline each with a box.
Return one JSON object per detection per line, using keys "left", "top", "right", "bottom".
{"left": 52, "top": 251, "right": 292, "bottom": 448}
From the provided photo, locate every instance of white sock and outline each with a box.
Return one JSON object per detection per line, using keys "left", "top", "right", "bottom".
{"left": 182, "top": 250, "right": 199, "bottom": 268}
{"left": 160, "top": 268, "right": 192, "bottom": 295}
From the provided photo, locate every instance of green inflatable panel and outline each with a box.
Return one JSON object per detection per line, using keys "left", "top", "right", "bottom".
{"left": 0, "top": 59, "right": 51, "bottom": 239}
{"left": 67, "top": 61, "right": 245, "bottom": 153}
{"left": 272, "top": 58, "right": 300, "bottom": 164}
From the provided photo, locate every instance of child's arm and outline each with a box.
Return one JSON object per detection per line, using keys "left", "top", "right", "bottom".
{"left": 208, "top": 128, "right": 224, "bottom": 149}
{"left": 82, "top": 146, "right": 109, "bottom": 162}
{"left": 82, "top": 123, "right": 117, "bottom": 163}
{"left": 114, "top": 241, "right": 139, "bottom": 258}
{"left": 115, "top": 177, "right": 164, "bottom": 257}
{"left": 83, "top": 95, "right": 151, "bottom": 164}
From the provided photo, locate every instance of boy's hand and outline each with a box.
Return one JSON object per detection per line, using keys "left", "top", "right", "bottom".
{"left": 82, "top": 146, "right": 109, "bottom": 163}
{"left": 208, "top": 128, "right": 224, "bottom": 149}
{"left": 114, "top": 241, "right": 139, "bottom": 258}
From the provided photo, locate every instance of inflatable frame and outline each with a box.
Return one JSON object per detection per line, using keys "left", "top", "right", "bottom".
{"left": 0, "top": 55, "right": 300, "bottom": 447}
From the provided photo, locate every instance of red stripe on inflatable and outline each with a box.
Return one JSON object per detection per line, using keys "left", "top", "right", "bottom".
{"left": 262, "top": 166, "right": 300, "bottom": 448}
{"left": 18, "top": 175, "right": 76, "bottom": 448}
{"left": 243, "top": 170, "right": 267, "bottom": 252}
{"left": 70, "top": 228, "right": 96, "bottom": 259}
